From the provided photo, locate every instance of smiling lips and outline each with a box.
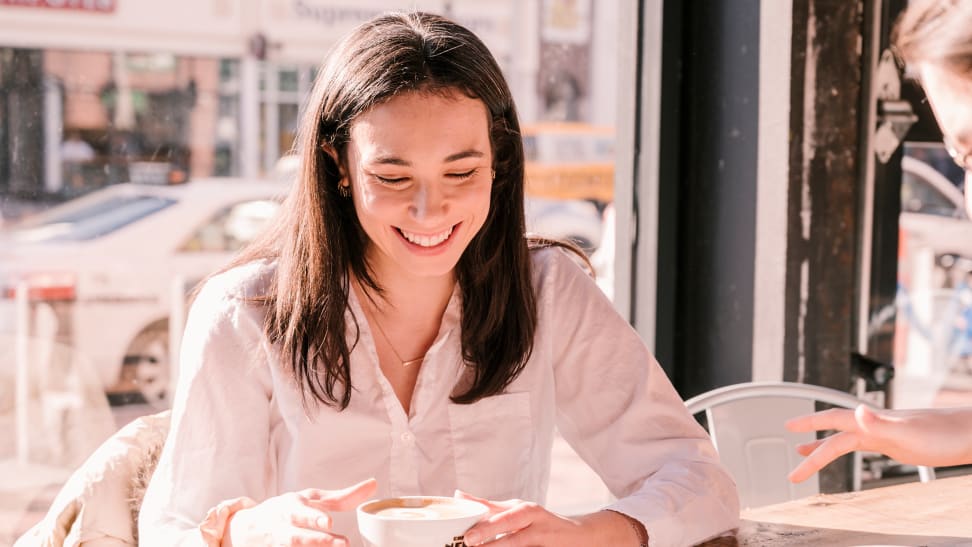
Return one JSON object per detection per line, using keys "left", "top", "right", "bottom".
{"left": 397, "top": 224, "right": 456, "bottom": 248}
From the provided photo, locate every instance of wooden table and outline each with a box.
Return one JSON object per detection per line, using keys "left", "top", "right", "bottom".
{"left": 701, "top": 474, "right": 972, "bottom": 546}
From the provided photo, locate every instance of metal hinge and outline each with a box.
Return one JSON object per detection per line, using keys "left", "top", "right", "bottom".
{"left": 873, "top": 49, "right": 918, "bottom": 163}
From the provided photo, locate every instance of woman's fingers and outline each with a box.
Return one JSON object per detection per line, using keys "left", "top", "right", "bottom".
{"left": 464, "top": 502, "right": 543, "bottom": 546}
{"left": 286, "top": 528, "right": 351, "bottom": 547}
{"left": 454, "top": 489, "right": 490, "bottom": 504}
{"left": 465, "top": 529, "right": 533, "bottom": 547}
{"left": 227, "top": 499, "right": 350, "bottom": 547}
{"left": 454, "top": 489, "right": 507, "bottom": 512}
{"left": 227, "top": 482, "right": 377, "bottom": 547}
{"left": 788, "top": 431, "right": 858, "bottom": 483}
{"left": 288, "top": 504, "right": 333, "bottom": 532}
{"left": 486, "top": 502, "right": 541, "bottom": 533}
{"left": 299, "top": 478, "right": 378, "bottom": 512}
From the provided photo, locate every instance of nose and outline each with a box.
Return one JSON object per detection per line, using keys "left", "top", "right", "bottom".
{"left": 409, "top": 183, "right": 448, "bottom": 221}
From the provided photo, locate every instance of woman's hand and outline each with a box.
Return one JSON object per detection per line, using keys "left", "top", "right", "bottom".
{"left": 455, "top": 491, "right": 644, "bottom": 546}
{"left": 786, "top": 404, "right": 972, "bottom": 483}
{"left": 222, "top": 478, "right": 377, "bottom": 547}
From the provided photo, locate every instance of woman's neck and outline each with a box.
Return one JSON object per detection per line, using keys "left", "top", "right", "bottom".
{"left": 360, "top": 268, "right": 456, "bottom": 324}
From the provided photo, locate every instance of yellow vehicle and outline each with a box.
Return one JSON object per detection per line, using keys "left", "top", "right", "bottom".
{"left": 521, "top": 123, "right": 614, "bottom": 203}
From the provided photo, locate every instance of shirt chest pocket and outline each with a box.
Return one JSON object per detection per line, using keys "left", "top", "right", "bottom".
{"left": 447, "top": 391, "right": 534, "bottom": 501}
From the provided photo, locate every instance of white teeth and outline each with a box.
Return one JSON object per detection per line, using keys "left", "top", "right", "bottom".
{"left": 400, "top": 226, "right": 454, "bottom": 247}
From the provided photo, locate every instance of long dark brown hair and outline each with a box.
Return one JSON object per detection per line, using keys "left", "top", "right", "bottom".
{"left": 894, "top": 0, "right": 972, "bottom": 77}
{"left": 228, "top": 12, "right": 548, "bottom": 409}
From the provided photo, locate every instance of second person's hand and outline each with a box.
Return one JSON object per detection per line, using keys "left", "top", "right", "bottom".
{"left": 786, "top": 404, "right": 972, "bottom": 483}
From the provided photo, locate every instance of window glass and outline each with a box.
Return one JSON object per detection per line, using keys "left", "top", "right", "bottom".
{"left": 278, "top": 68, "right": 299, "bottom": 93}
{"left": 902, "top": 170, "right": 960, "bottom": 217}
{"left": 0, "top": 48, "right": 241, "bottom": 201}
{"left": 8, "top": 194, "right": 176, "bottom": 243}
{"left": 893, "top": 143, "right": 972, "bottom": 411}
{"left": 277, "top": 104, "right": 299, "bottom": 159}
{"left": 180, "top": 199, "right": 280, "bottom": 253}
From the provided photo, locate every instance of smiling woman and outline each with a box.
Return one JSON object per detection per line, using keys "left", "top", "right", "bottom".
{"left": 123, "top": 11, "right": 741, "bottom": 547}
{"left": 341, "top": 91, "right": 494, "bottom": 283}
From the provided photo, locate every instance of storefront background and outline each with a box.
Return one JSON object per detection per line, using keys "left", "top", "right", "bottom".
{"left": 0, "top": 0, "right": 618, "bottom": 201}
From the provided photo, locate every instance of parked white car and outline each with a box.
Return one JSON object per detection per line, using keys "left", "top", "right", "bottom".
{"left": 0, "top": 179, "right": 287, "bottom": 408}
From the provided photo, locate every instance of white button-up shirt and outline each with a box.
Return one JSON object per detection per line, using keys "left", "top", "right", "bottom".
{"left": 139, "top": 248, "right": 739, "bottom": 547}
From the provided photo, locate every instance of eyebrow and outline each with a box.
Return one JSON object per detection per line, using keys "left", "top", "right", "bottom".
{"left": 370, "top": 149, "right": 486, "bottom": 166}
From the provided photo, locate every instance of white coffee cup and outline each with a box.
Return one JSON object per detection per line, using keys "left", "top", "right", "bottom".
{"left": 356, "top": 496, "right": 489, "bottom": 547}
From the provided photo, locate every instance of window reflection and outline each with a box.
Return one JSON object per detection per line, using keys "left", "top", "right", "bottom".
{"left": 9, "top": 194, "right": 177, "bottom": 243}
{"left": 0, "top": 48, "right": 240, "bottom": 200}
{"left": 260, "top": 64, "right": 314, "bottom": 174}
{"left": 181, "top": 199, "right": 281, "bottom": 253}
{"left": 895, "top": 144, "right": 972, "bottom": 410}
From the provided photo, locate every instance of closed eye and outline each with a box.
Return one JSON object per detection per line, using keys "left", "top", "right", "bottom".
{"left": 447, "top": 168, "right": 479, "bottom": 181}
{"left": 374, "top": 174, "right": 409, "bottom": 185}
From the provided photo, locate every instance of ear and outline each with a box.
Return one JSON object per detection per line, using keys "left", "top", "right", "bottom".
{"left": 320, "top": 143, "right": 348, "bottom": 182}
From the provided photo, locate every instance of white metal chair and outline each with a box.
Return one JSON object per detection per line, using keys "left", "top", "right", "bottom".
{"left": 685, "top": 381, "right": 936, "bottom": 509}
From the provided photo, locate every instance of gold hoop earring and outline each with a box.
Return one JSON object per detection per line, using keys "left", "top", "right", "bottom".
{"left": 338, "top": 183, "right": 351, "bottom": 198}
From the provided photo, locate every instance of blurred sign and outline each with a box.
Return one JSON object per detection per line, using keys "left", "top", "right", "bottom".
{"left": 522, "top": 123, "right": 615, "bottom": 202}
{"left": 541, "top": 0, "right": 590, "bottom": 44}
{"left": 261, "top": 0, "right": 514, "bottom": 66}
{"left": 0, "top": 0, "right": 241, "bottom": 57}
{"left": 0, "top": 0, "right": 116, "bottom": 13}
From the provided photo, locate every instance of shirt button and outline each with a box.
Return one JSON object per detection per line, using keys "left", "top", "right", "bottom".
{"left": 401, "top": 431, "right": 414, "bottom": 444}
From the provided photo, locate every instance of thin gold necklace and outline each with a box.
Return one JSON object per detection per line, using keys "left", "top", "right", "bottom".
{"left": 369, "top": 312, "right": 425, "bottom": 367}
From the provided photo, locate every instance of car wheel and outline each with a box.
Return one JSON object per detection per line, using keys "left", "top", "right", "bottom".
{"left": 124, "top": 326, "right": 170, "bottom": 409}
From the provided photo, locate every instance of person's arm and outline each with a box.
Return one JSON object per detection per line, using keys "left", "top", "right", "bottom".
{"left": 137, "top": 269, "right": 373, "bottom": 546}
{"left": 786, "top": 404, "right": 972, "bottom": 483}
{"left": 465, "top": 249, "right": 739, "bottom": 547}
{"left": 136, "top": 272, "right": 276, "bottom": 546}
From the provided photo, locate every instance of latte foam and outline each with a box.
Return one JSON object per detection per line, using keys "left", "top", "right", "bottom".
{"left": 363, "top": 498, "right": 476, "bottom": 520}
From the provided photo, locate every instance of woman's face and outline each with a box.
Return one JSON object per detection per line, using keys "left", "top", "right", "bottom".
{"left": 919, "top": 62, "right": 972, "bottom": 217}
{"left": 343, "top": 89, "right": 494, "bottom": 282}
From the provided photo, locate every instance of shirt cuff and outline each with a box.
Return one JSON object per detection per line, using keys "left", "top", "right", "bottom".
{"left": 604, "top": 495, "right": 739, "bottom": 547}
{"left": 199, "top": 497, "right": 257, "bottom": 547}
{"left": 605, "top": 509, "right": 649, "bottom": 546}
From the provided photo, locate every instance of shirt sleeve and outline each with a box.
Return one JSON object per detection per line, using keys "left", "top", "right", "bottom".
{"left": 539, "top": 249, "right": 740, "bottom": 547}
{"left": 137, "top": 272, "right": 275, "bottom": 546}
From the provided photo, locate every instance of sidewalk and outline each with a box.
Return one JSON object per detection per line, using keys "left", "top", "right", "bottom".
{"left": 0, "top": 460, "right": 70, "bottom": 546}
{"left": 0, "top": 398, "right": 118, "bottom": 546}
